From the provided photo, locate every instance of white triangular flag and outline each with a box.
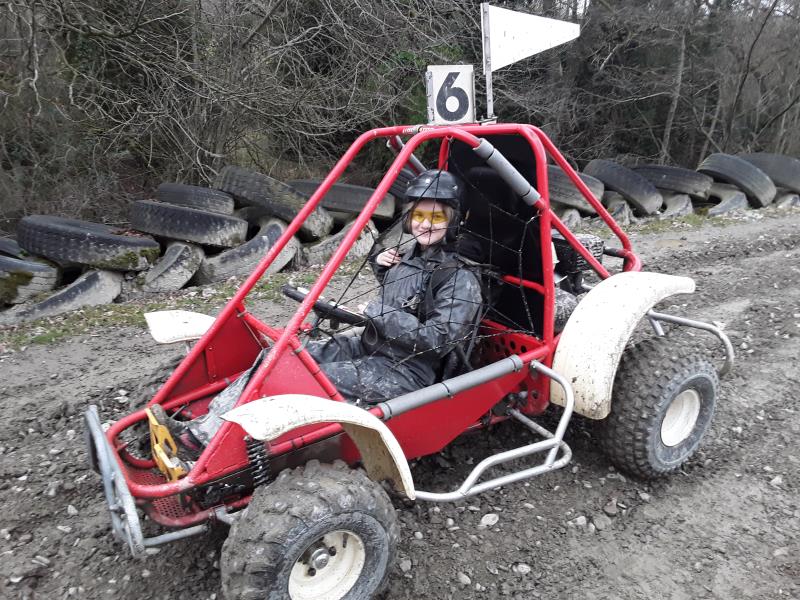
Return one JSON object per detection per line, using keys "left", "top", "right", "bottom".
{"left": 482, "top": 4, "right": 580, "bottom": 72}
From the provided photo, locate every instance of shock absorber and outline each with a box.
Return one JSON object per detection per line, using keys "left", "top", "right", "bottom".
{"left": 246, "top": 437, "right": 271, "bottom": 488}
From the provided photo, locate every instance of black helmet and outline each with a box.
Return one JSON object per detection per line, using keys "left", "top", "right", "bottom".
{"left": 404, "top": 169, "right": 463, "bottom": 210}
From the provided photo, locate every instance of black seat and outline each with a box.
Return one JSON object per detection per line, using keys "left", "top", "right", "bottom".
{"left": 448, "top": 136, "right": 545, "bottom": 335}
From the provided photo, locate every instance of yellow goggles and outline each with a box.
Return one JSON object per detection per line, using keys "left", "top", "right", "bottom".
{"left": 410, "top": 209, "right": 448, "bottom": 225}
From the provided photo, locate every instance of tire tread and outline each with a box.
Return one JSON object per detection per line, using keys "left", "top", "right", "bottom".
{"left": 214, "top": 166, "right": 333, "bottom": 241}
{"left": 221, "top": 461, "right": 398, "bottom": 600}
{"left": 597, "top": 337, "right": 718, "bottom": 479}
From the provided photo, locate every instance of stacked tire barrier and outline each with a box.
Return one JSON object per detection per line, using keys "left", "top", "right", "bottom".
{"left": 0, "top": 168, "right": 397, "bottom": 325}
{"left": 1, "top": 152, "right": 798, "bottom": 326}
{"left": 549, "top": 152, "right": 800, "bottom": 226}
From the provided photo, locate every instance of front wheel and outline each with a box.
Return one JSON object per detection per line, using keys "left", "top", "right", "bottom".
{"left": 220, "top": 460, "right": 399, "bottom": 600}
{"left": 597, "top": 336, "right": 719, "bottom": 479}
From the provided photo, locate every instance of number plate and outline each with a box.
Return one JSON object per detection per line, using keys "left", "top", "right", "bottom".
{"left": 425, "top": 65, "right": 475, "bottom": 125}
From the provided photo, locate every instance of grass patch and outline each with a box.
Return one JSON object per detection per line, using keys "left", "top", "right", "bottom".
{"left": 631, "top": 213, "right": 709, "bottom": 234}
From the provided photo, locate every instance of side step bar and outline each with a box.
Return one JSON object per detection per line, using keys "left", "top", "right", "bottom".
{"left": 415, "top": 360, "right": 574, "bottom": 502}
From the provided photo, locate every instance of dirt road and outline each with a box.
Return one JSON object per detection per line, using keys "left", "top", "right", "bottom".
{"left": 1, "top": 209, "right": 798, "bottom": 599}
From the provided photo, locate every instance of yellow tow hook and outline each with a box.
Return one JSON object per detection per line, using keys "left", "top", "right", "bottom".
{"left": 145, "top": 408, "right": 188, "bottom": 481}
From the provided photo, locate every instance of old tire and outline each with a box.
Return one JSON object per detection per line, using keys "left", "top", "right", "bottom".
{"left": 707, "top": 191, "right": 748, "bottom": 216}
{"left": 602, "top": 193, "right": 633, "bottom": 226}
{"left": 17, "top": 215, "right": 160, "bottom": 271}
{"left": 193, "top": 217, "right": 299, "bottom": 284}
{"left": 0, "top": 237, "right": 26, "bottom": 259}
{"left": 156, "top": 183, "right": 235, "bottom": 215}
{"left": 658, "top": 193, "right": 693, "bottom": 220}
{"left": 737, "top": 153, "right": 800, "bottom": 194}
{"left": 289, "top": 180, "right": 396, "bottom": 221}
{"left": 140, "top": 242, "right": 204, "bottom": 293}
{"left": 214, "top": 166, "right": 333, "bottom": 241}
{"left": 0, "top": 270, "right": 122, "bottom": 326}
{"left": 633, "top": 165, "right": 713, "bottom": 199}
{"left": 584, "top": 159, "right": 662, "bottom": 216}
{"left": 546, "top": 166, "right": 603, "bottom": 214}
{"left": 301, "top": 220, "right": 377, "bottom": 267}
{"left": 597, "top": 337, "right": 718, "bottom": 479}
{"left": 776, "top": 192, "right": 800, "bottom": 209}
{"left": 220, "top": 460, "right": 398, "bottom": 600}
{"left": 130, "top": 200, "right": 248, "bottom": 248}
{"left": 389, "top": 167, "right": 416, "bottom": 201}
{"left": 554, "top": 206, "right": 582, "bottom": 230}
{"left": 697, "top": 153, "right": 776, "bottom": 208}
{"left": 0, "top": 255, "right": 59, "bottom": 304}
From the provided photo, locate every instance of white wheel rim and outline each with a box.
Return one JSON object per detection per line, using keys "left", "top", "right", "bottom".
{"left": 661, "top": 389, "right": 701, "bottom": 447}
{"left": 288, "top": 530, "right": 366, "bottom": 600}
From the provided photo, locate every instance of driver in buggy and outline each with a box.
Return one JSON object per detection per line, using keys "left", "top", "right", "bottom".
{"left": 306, "top": 168, "right": 483, "bottom": 403}
{"left": 149, "top": 169, "right": 483, "bottom": 457}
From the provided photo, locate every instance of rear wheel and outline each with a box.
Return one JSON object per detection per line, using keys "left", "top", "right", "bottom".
{"left": 597, "top": 336, "right": 718, "bottom": 479}
{"left": 221, "top": 460, "right": 398, "bottom": 600}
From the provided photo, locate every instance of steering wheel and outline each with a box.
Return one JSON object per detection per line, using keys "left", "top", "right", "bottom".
{"left": 281, "top": 284, "right": 367, "bottom": 326}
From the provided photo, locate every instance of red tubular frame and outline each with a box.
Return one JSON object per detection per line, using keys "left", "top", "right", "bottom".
{"left": 107, "top": 123, "right": 641, "bottom": 502}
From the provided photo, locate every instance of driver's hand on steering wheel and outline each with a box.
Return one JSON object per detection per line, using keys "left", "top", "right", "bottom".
{"left": 375, "top": 248, "right": 403, "bottom": 267}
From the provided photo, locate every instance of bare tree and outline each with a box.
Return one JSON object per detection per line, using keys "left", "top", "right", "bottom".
{"left": 2, "top": 0, "right": 799, "bottom": 233}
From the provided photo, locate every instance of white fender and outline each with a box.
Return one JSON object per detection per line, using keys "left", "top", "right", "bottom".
{"left": 550, "top": 271, "right": 695, "bottom": 420}
{"left": 222, "top": 395, "right": 415, "bottom": 499}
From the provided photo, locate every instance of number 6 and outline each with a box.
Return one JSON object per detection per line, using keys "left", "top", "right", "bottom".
{"left": 436, "top": 72, "right": 469, "bottom": 121}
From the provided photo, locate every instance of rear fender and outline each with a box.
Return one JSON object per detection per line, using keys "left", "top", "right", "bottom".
{"left": 550, "top": 271, "right": 695, "bottom": 419}
{"left": 223, "top": 395, "right": 415, "bottom": 499}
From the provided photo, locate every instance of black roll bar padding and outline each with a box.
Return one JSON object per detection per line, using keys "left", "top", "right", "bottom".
{"left": 378, "top": 354, "right": 524, "bottom": 419}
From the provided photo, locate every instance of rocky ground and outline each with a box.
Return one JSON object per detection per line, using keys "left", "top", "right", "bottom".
{"left": 0, "top": 208, "right": 798, "bottom": 600}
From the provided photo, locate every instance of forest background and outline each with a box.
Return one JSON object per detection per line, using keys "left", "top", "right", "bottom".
{"left": 2, "top": 0, "right": 799, "bottom": 233}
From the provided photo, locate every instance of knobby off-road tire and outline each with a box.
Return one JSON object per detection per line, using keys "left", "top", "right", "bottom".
{"left": 584, "top": 159, "right": 662, "bottom": 216}
{"left": 554, "top": 288, "right": 577, "bottom": 333}
{"left": 633, "top": 165, "right": 713, "bottom": 199}
{"left": 156, "top": 183, "right": 235, "bottom": 215}
{"left": 17, "top": 216, "right": 160, "bottom": 271}
{"left": 0, "top": 255, "right": 59, "bottom": 304}
{"left": 552, "top": 232, "right": 604, "bottom": 274}
{"left": 131, "top": 200, "right": 248, "bottom": 248}
{"left": 546, "top": 166, "right": 603, "bottom": 214}
{"left": 214, "top": 166, "right": 333, "bottom": 241}
{"left": 737, "top": 153, "right": 800, "bottom": 194}
{"left": 597, "top": 337, "right": 718, "bottom": 479}
{"left": 221, "top": 460, "right": 399, "bottom": 600}
{"left": 697, "top": 153, "right": 776, "bottom": 208}
{"left": 289, "top": 180, "right": 396, "bottom": 221}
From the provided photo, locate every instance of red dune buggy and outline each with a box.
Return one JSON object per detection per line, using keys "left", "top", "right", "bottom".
{"left": 85, "top": 123, "right": 733, "bottom": 599}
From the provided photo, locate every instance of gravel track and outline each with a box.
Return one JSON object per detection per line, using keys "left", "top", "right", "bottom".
{"left": 0, "top": 210, "right": 798, "bottom": 600}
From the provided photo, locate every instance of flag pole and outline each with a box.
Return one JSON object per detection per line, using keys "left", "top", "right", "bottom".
{"left": 481, "top": 3, "right": 494, "bottom": 120}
